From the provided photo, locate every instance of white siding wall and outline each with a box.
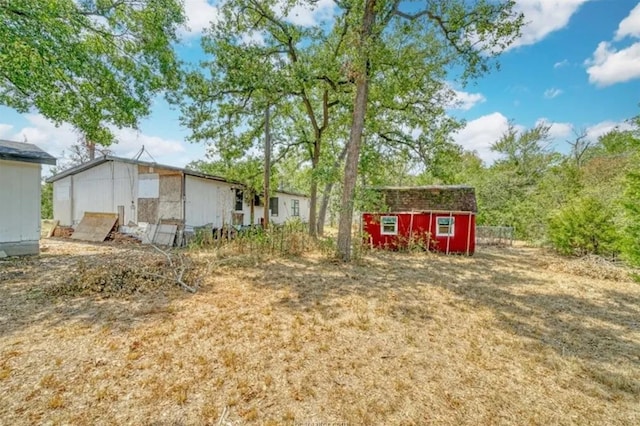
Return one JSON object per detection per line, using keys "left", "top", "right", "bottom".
{"left": 112, "top": 161, "right": 139, "bottom": 224}
{"left": 250, "top": 192, "right": 310, "bottom": 225}
{"left": 236, "top": 193, "right": 309, "bottom": 226}
{"left": 53, "top": 160, "right": 138, "bottom": 226}
{"left": 268, "top": 193, "right": 310, "bottom": 224}
{"left": 184, "top": 176, "right": 236, "bottom": 228}
{"left": 53, "top": 176, "right": 73, "bottom": 226}
{"left": 50, "top": 160, "right": 311, "bottom": 230}
{"left": 0, "top": 159, "right": 41, "bottom": 254}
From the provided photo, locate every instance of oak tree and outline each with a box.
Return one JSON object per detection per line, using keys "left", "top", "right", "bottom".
{"left": 1, "top": 0, "right": 185, "bottom": 145}
{"left": 336, "top": 0, "right": 524, "bottom": 260}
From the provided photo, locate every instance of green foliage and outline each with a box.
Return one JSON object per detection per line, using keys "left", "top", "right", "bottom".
{"left": 189, "top": 157, "right": 275, "bottom": 197}
{"left": 473, "top": 116, "right": 640, "bottom": 267}
{"left": 476, "top": 122, "right": 557, "bottom": 240}
{"left": 178, "top": 0, "right": 358, "bottom": 234}
{"left": 41, "top": 182, "right": 53, "bottom": 219}
{"left": 620, "top": 158, "right": 640, "bottom": 267}
{"left": 0, "top": 0, "right": 185, "bottom": 145}
{"left": 491, "top": 122, "right": 554, "bottom": 183}
{"left": 547, "top": 197, "right": 620, "bottom": 258}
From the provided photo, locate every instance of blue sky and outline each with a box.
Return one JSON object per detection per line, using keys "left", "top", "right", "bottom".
{"left": 1, "top": 0, "right": 639, "bottom": 168}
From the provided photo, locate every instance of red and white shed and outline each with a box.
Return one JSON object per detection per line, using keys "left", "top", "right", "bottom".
{"left": 362, "top": 186, "right": 478, "bottom": 255}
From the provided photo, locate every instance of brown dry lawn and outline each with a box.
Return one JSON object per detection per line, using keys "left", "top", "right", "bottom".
{"left": 1, "top": 239, "right": 639, "bottom": 425}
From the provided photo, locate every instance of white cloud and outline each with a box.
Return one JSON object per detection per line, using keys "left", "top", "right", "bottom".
{"left": 112, "top": 128, "right": 186, "bottom": 159}
{"left": 181, "top": 0, "right": 219, "bottom": 37}
{"left": 0, "top": 123, "right": 13, "bottom": 139}
{"left": 554, "top": 59, "right": 569, "bottom": 68}
{"left": 543, "top": 88, "right": 563, "bottom": 99}
{"left": 179, "top": 0, "right": 335, "bottom": 38}
{"left": 455, "top": 114, "right": 580, "bottom": 163}
{"left": 453, "top": 112, "right": 512, "bottom": 163}
{"left": 586, "top": 4, "right": 640, "bottom": 86}
{"left": 585, "top": 120, "right": 634, "bottom": 141}
{"left": 585, "top": 41, "right": 640, "bottom": 86}
{"left": 451, "top": 89, "right": 486, "bottom": 111}
{"left": 535, "top": 118, "right": 573, "bottom": 139}
{"left": 509, "top": 0, "right": 591, "bottom": 50}
{"left": 615, "top": 3, "right": 640, "bottom": 40}
{"left": 278, "top": 0, "right": 336, "bottom": 27}
{"left": 3, "top": 114, "right": 188, "bottom": 168}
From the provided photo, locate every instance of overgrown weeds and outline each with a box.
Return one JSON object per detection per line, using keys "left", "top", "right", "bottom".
{"left": 189, "top": 220, "right": 329, "bottom": 260}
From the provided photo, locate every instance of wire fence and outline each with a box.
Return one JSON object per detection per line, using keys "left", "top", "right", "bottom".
{"left": 476, "top": 226, "right": 515, "bottom": 247}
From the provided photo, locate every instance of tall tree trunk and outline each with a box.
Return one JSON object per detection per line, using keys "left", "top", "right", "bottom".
{"left": 309, "top": 178, "right": 318, "bottom": 236}
{"left": 87, "top": 140, "right": 95, "bottom": 161}
{"left": 336, "top": 0, "right": 376, "bottom": 261}
{"left": 316, "top": 183, "right": 332, "bottom": 236}
{"left": 308, "top": 140, "right": 321, "bottom": 237}
{"left": 264, "top": 104, "right": 271, "bottom": 229}
{"left": 317, "top": 145, "right": 348, "bottom": 236}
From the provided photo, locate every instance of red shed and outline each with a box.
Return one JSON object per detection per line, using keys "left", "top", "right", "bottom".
{"left": 362, "top": 186, "right": 477, "bottom": 255}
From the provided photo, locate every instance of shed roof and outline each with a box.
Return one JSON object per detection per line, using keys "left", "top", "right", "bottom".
{"left": 46, "top": 155, "right": 234, "bottom": 184}
{"left": 46, "top": 155, "right": 310, "bottom": 198}
{"left": 376, "top": 185, "right": 477, "bottom": 213}
{"left": 0, "top": 139, "right": 57, "bottom": 165}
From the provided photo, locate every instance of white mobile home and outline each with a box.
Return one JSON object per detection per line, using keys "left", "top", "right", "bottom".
{"left": 0, "top": 140, "right": 56, "bottom": 256}
{"left": 47, "top": 156, "right": 309, "bottom": 229}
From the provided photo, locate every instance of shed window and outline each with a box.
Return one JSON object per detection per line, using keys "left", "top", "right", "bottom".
{"left": 291, "top": 199, "right": 300, "bottom": 216}
{"left": 235, "top": 189, "right": 243, "bottom": 211}
{"left": 269, "top": 197, "right": 279, "bottom": 216}
{"left": 436, "top": 217, "right": 455, "bottom": 236}
{"left": 380, "top": 216, "right": 398, "bottom": 235}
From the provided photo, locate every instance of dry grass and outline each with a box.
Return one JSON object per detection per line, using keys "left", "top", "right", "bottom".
{"left": 0, "top": 239, "right": 639, "bottom": 425}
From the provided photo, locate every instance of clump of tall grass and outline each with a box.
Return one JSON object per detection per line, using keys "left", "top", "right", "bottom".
{"left": 189, "top": 218, "right": 316, "bottom": 259}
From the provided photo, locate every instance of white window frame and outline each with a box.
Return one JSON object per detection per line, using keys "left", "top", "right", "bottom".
{"left": 380, "top": 216, "right": 398, "bottom": 235}
{"left": 436, "top": 216, "right": 455, "bottom": 237}
{"left": 291, "top": 199, "right": 300, "bottom": 217}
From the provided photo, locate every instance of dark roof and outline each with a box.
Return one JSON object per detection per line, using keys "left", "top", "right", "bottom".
{"left": 0, "top": 140, "right": 56, "bottom": 165}
{"left": 375, "top": 185, "right": 477, "bottom": 213}
{"left": 272, "top": 189, "right": 309, "bottom": 198}
{"left": 46, "top": 155, "right": 234, "bottom": 184}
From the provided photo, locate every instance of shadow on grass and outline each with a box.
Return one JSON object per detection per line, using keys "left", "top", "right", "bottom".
{"left": 251, "top": 247, "right": 640, "bottom": 396}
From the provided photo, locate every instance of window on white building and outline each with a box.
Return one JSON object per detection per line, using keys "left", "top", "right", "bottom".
{"left": 269, "top": 197, "right": 279, "bottom": 216}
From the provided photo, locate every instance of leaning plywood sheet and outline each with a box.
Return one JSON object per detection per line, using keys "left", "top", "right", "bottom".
{"left": 71, "top": 212, "right": 118, "bottom": 242}
{"left": 141, "top": 223, "right": 177, "bottom": 246}
{"left": 40, "top": 220, "right": 59, "bottom": 239}
{"left": 154, "top": 224, "right": 178, "bottom": 246}
{"left": 141, "top": 224, "right": 156, "bottom": 245}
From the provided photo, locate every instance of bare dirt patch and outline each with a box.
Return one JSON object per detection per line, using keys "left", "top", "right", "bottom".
{"left": 1, "top": 240, "right": 639, "bottom": 425}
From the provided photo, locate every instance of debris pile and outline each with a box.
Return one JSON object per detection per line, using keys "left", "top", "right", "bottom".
{"left": 42, "top": 250, "right": 203, "bottom": 297}
{"left": 546, "top": 254, "right": 633, "bottom": 282}
{"left": 52, "top": 226, "right": 74, "bottom": 238}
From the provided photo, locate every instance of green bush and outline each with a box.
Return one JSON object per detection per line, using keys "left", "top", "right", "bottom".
{"left": 547, "top": 196, "right": 620, "bottom": 257}
{"left": 620, "top": 169, "right": 640, "bottom": 267}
